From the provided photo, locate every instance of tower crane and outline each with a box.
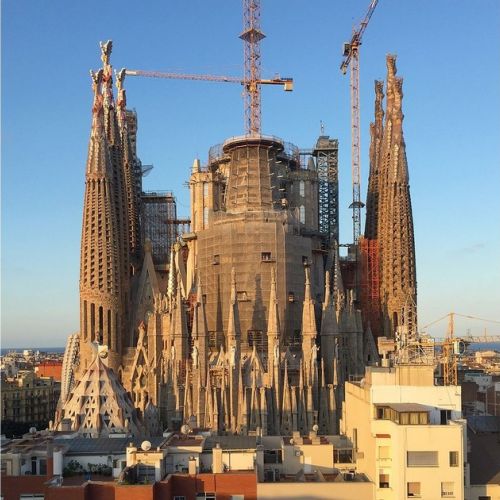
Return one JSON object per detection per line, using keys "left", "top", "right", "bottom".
{"left": 125, "top": 0, "right": 292, "bottom": 136}
{"left": 340, "top": 0, "right": 379, "bottom": 244}
{"left": 422, "top": 312, "right": 500, "bottom": 385}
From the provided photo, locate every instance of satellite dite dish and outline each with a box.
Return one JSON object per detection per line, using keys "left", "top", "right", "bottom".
{"left": 141, "top": 440, "right": 152, "bottom": 451}
{"left": 29, "top": 427, "right": 37, "bottom": 434}
{"left": 312, "top": 424, "right": 319, "bottom": 432}
{"left": 181, "top": 424, "right": 191, "bottom": 435}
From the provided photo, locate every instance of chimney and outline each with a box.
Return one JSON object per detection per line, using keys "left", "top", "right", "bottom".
{"left": 188, "top": 456, "right": 197, "bottom": 475}
{"left": 212, "top": 443, "right": 223, "bottom": 473}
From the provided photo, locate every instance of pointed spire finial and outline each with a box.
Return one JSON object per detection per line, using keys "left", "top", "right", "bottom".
{"left": 191, "top": 158, "right": 201, "bottom": 174}
{"left": 100, "top": 40, "right": 112, "bottom": 67}
{"left": 115, "top": 68, "right": 127, "bottom": 114}
{"left": 115, "top": 68, "right": 126, "bottom": 91}
{"left": 89, "top": 69, "right": 104, "bottom": 132}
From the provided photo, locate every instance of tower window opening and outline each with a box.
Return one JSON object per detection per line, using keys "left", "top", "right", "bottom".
{"left": 299, "top": 205, "right": 305, "bottom": 224}
{"left": 261, "top": 252, "right": 272, "bottom": 261}
{"left": 203, "top": 207, "right": 209, "bottom": 228}
{"left": 90, "top": 303, "right": 96, "bottom": 341}
{"left": 107, "top": 309, "right": 112, "bottom": 348}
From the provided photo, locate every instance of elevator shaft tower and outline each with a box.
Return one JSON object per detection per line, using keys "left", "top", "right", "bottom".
{"left": 313, "top": 136, "right": 339, "bottom": 245}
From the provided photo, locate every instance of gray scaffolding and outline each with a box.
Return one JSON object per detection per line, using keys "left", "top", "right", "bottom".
{"left": 141, "top": 191, "right": 178, "bottom": 266}
{"left": 313, "top": 136, "right": 339, "bottom": 245}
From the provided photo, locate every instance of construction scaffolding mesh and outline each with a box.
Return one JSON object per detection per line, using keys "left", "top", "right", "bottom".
{"left": 141, "top": 191, "right": 178, "bottom": 266}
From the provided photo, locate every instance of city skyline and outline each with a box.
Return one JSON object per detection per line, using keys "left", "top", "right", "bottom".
{"left": 2, "top": 0, "right": 500, "bottom": 347}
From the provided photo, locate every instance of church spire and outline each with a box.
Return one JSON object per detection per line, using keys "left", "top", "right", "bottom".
{"left": 301, "top": 265, "right": 317, "bottom": 383}
{"left": 193, "top": 275, "right": 208, "bottom": 385}
{"left": 79, "top": 41, "right": 129, "bottom": 373}
{"left": 377, "top": 55, "right": 417, "bottom": 335}
{"left": 320, "top": 270, "right": 338, "bottom": 385}
{"left": 266, "top": 267, "right": 280, "bottom": 372}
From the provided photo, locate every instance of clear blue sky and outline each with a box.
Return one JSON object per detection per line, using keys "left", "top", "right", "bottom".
{"left": 2, "top": 0, "right": 499, "bottom": 347}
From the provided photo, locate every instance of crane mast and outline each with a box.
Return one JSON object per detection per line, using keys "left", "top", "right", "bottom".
{"left": 340, "top": 0, "right": 379, "bottom": 243}
{"left": 125, "top": 1, "right": 291, "bottom": 136}
{"left": 241, "top": 0, "right": 265, "bottom": 135}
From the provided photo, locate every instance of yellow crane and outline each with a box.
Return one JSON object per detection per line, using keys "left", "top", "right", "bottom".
{"left": 422, "top": 312, "right": 500, "bottom": 385}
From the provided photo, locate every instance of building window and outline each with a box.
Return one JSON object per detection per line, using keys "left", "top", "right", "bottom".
{"left": 378, "top": 446, "right": 391, "bottom": 460}
{"left": 440, "top": 409, "right": 451, "bottom": 424}
{"left": 203, "top": 182, "right": 209, "bottom": 198}
{"left": 39, "top": 459, "right": 47, "bottom": 476}
{"left": 379, "top": 473, "right": 390, "bottom": 488}
{"left": 264, "top": 450, "right": 283, "bottom": 464}
{"left": 441, "top": 482, "right": 454, "bottom": 497}
{"left": 213, "top": 254, "right": 220, "bottom": 265}
{"left": 261, "top": 252, "right": 272, "bottom": 261}
{"left": 289, "top": 329, "right": 301, "bottom": 347}
{"left": 407, "top": 482, "right": 421, "bottom": 497}
{"left": 407, "top": 451, "right": 438, "bottom": 467}
{"left": 299, "top": 180, "right": 305, "bottom": 197}
{"left": 299, "top": 205, "right": 305, "bottom": 224}
{"left": 248, "top": 330, "right": 267, "bottom": 356}
{"left": 288, "top": 292, "right": 295, "bottom": 303}
{"left": 449, "top": 451, "right": 459, "bottom": 467}
{"left": 333, "top": 448, "right": 353, "bottom": 463}
{"left": 302, "top": 256, "right": 308, "bottom": 265}
{"left": 237, "top": 291, "right": 249, "bottom": 301}
{"left": 174, "top": 496, "right": 186, "bottom": 500}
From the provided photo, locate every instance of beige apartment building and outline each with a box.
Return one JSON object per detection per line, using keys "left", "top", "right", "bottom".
{"left": 1, "top": 371, "right": 57, "bottom": 427}
{"left": 341, "top": 363, "right": 467, "bottom": 500}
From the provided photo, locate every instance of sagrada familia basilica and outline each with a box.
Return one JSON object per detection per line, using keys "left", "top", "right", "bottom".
{"left": 54, "top": 41, "right": 416, "bottom": 438}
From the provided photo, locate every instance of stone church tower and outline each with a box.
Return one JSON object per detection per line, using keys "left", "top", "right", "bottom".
{"left": 78, "top": 41, "right": 131, "bottom": 374}
{"left": 363, "top": 55, "right": 417, "bottom": 338}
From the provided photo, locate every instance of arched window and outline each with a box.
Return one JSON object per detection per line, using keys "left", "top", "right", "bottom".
{"left": 299, "top": 205, "right": 305, "bottom": 224}
{"left": 203, "top": 207, "right": 209, "bottom": 228}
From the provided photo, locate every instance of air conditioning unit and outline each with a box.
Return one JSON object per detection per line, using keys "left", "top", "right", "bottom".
{"left": 343, "top": 471, "right": 355, "bottom": 481}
